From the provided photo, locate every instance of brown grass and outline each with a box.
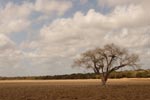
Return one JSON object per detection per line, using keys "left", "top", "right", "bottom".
{"left": 0, "top": 78, "right": 149, "bottom": 100}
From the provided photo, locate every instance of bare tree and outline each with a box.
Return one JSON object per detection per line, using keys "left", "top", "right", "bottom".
{"left": 73, "top": 44, "right": 140, "bottom": 85}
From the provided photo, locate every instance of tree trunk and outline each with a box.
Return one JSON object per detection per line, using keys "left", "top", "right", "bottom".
{"left": 101, "top": 75, "right": 108, "bottom": 86}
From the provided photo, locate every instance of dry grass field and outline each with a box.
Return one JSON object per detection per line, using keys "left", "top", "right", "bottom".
{"left": 0, "top": 78, "right": 149, "bottom": 100}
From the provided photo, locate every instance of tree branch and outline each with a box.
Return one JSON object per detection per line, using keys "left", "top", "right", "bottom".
{"left": 107, "top": 55, "right": 116, "bottom": 72}
{"left": 109, "top": 64, "right": 127, "bottom": 73}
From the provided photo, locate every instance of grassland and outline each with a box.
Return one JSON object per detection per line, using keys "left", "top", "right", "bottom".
{"left": 0, "top": 78, "right": 149, "bottom": 100}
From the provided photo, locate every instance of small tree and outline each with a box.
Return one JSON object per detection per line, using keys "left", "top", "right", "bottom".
{"left": 73, "top": 44, "right": 140, "bottom": 85}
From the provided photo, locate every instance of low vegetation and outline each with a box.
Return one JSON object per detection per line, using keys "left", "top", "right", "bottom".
{"left": 0, "top": 69, "right": 149, "bottom": 80}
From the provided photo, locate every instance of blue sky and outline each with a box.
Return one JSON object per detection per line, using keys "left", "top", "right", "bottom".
{"left": 0, "top": 0, "right": 149, "bottom": 76}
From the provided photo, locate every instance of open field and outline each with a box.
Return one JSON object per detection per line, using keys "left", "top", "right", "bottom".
{"left": 0, "top": 78, "right": 149, "bottom": 100}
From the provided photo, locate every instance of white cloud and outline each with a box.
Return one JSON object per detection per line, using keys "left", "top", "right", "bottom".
{"left": 0, "top": 2, "right": 32, "bottom": 34}
{"left": 24, "top": 3, "right": 150, "bottom": 69}
{"left": 0, "top": 0, "right": 150, "bottom": 76}
{"left": 0, "top": 34, "right": 24, "bottom": 68}
{"left": 0, "top": 0, "right": 72, "bottom": 34}
{"left": 34, "top": 0, "right": 72, "bottom": 15}
{"left": 0, "top": 34, "right": 15, "bottom": 50}
{"left": 98, "top": 0, "right": 150, "bottom": 7}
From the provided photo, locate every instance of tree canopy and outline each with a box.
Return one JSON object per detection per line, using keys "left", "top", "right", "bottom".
{"left": 73, "top": 44, "right": 140, "bottom": 85}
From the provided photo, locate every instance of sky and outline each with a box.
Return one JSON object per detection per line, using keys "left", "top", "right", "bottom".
{"left": 0, "top": 0, "right": 149, "bottom": 76}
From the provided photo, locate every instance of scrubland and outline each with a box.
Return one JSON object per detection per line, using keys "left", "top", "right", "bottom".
{"left": 0, "top": 78, "right": 149, "bottom": 100}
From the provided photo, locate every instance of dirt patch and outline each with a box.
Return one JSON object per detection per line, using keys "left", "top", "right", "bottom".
{"left": 0, "top": 78, "right": 149, "bottom": 100}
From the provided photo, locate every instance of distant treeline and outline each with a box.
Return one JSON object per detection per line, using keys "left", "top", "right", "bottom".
{"left": 0, "top": 69, "right": 150, "bottom": 80}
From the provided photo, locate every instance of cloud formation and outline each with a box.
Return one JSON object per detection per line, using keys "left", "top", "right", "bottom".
{"left": 26, "top": 4, "right": 150, "bottom": 71}
{"left": 35, "top": 0, "right": 72, "bottom": 15}
{"left": 98, "top": 0, "right": 150, "bottom": 7}
{"left": 0, "top": 0, "right": 149, "bottom": 76}
{"left": 0, "top": 0, "right": 72, "bottom": 34}
{"left": 0, "top": 2, "right": 32, "bottom": 34}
